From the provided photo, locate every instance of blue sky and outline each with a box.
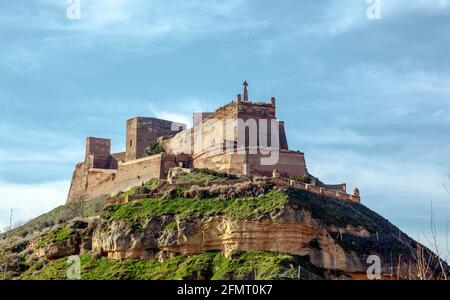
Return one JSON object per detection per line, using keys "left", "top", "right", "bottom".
{"left": 1, "top": 0, "right": 450, "bottom": 257}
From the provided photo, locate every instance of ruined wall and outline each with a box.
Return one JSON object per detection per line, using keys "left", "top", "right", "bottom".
{"left": 126, "top": 117, "right": 186, "bottom": 161}
{"left": 110, "top": 152, "right": 126, "bottom": 169}
{"left": 162, "top": 104, "right": 238, "bottom": 158}
{"left": 67, "top": 162, "right": 89, "bottom": 204}
{"left": 67, "top": 154, "right": 177, "bottom": 203}
{"left": 238, "top": 101, "right": 276, "bottom": 118}
{"left": 193, "top": 151, "right": 246, "bottom": 175}
{"left": 193, "top": 112, "right": 212, "bottom": 127}
{"left": 317, "top": 182, "right": 347, "bottom": 193}
{"left": 114, "top": 154, "right": 176, "bottom": 192}
{"left": 85, "top": 137, "right": 112, "bottom": 169}
{"left": 202, "top": 101, "right": 238, "bottom": 123}
{"left": 247, "top": 150, "right": 308, "bottom": 178}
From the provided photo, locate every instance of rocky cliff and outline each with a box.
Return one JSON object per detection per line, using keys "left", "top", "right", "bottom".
{"left": 0, "top": 173, "right": 448, "bottom": 280}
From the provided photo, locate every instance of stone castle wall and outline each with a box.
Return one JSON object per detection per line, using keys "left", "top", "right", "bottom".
{"left": 125, "top": 117, "right": 185, "bottom": 162}
{"left": 67, "top": 153, "right": 177, "bottom": 203}
{"left": 247, "top": 150, "right": 307, "bottom": 178}
{"left": 193, "top": 150, "right": 246, "bottom": 175}
{"left": 67, "top": 84, "right": 356, "bottom": 204}
{"left": 86, "top": 137, "right": 112, "bottom": 169}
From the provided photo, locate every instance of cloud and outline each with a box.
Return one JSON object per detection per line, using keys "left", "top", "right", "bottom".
{"left": 3, "top": 0, "right": 263, "bottom": 40}
{"left": 348, "top": 64, "right": 450, "bottom": 98}
{"left": 381, "top": 0, "right": 450, "bottom": 16}
{"left": 0, "top": 0, "right": 268, "bottom": 73}
{"left": 290, "top": 0, "right": 450, "bottom": 38}
{"left": 0, "top": 124, "right": 85, "bottom": 164}
{"left": 0, "top": 180, "right": 69, "bottom": 230}
{"left": 147, "top": 97, "right": 206, "bottom": 128}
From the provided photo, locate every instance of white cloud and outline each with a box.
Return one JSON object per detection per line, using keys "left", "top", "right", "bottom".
{"left": 0, "top": 125, "right": 85, "bottom": 164}
{"left": 302, "top": 1, "right": 366, "bottom": 36}
{"left": 147, "top": 97, "right": 206, "bottom": 128}
{"left": 300, "top": 0, "right": 450, "bottom": 37}
{"left": 308, "top": 149, "right": 448, "bottom": 200}
{"left": 10, "top": 0, "right": 262, "bottom": 38}
{"left": 0, "top": 181, "right": 69, "bottom": 230}
{"left": 351, "top": 65, "right": 450, "bottom": 97}
{"left": 0, "top": 0, "right": 267, "bottom": 73}
{"left": 382, "top": 0, "right": 450, "bottom": 15}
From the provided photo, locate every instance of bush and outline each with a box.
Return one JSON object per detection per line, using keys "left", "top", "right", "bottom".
{"left": 291, "top": 174, "right": 312, "bottom": 184}
{"left": 135, "top": 186, "right": 151, "bottom": 195}
{"left": 145, "top": 141, "right": 165, "bottom": 156}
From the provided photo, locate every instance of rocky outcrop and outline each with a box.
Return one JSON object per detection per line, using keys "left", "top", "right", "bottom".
{"left": 89, "top": 204, "right": 405, "bottom": 274}
{"left": 3, "top": 187, "right": 448, "bottom": 280}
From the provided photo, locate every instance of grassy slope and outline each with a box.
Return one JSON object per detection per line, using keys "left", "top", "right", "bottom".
{"left": 0, "top": 197, "right": 105, "bottom": 239}
{"left": 20, "top": 251, "right": 306, "bottom": 280}
{"left": 104, "top": 190, "right": 288, "bottom": 222}
{"left": 173, "top": 168, "right": 237, "bottom": 185}
{"left": 3, "top": 169, "right": 418, "bottom": 280}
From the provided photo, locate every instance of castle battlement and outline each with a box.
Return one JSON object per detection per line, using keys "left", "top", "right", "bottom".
{"left": 67, "top": 81, "right": 358, "bottom": 204}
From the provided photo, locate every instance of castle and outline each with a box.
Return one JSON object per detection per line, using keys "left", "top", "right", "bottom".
{"left": 67, "top": 82, "right": 360, "bottom": 204}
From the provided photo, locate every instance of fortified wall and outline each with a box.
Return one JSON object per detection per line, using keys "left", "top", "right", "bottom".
{"left": 67, "top": 82, "right": 356, "bottom": 204}
{"left": 67, "top": 118, "right": 183, "bottom": 203}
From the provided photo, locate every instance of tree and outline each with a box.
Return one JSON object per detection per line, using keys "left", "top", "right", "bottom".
{"left": 145, "top": 141, "right": 165, "bottom": 156}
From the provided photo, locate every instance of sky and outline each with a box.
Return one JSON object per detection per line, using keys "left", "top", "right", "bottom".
{"left": 0, "top": 0, "right": 449, "bottom": 258}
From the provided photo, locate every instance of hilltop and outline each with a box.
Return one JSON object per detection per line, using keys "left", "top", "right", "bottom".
{"left": 1, "top": 169, "right": 448, "bottom": 280}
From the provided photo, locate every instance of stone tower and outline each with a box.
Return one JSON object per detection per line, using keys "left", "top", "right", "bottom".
{"left": 125, "top": 117, "right": 186, "bottom": 161}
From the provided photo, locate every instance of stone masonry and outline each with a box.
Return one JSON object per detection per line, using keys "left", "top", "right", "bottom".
{"left": 67, "top": 81, "right": 358, "bottom": 204}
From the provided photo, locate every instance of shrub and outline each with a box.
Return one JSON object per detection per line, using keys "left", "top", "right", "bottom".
{"left": 135, "top": 186, "right": 151, "bottom": 195}
{"left": 291, "top": 174, "right": 312, "bottom": 184}
{"left": 145, "top": 141, "right": 165, "bottom": 156}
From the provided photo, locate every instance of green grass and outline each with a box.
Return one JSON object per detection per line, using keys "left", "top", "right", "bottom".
{"left": 163, "top": 221, "right": 178, "bottom": 231}
{"left": 20, "top": 251, "right": 303, "bottom": 280}
{"left": 103, "top": 190, "right": 288, "bottom": 222}
{"left": 173, "top": 168, "right": 237, "bottom": 184}
{"left": 286, "top": 188, "right": 386, "bottom": 233}
{"left": 36, "top": 224, "right": 77, "bottom": 249}
{"left": 119, "top": 179, "right": 161, "bottom": 197}
{"left": 0, "top": 197, "right": 106, "bottom": 240}
{"left": 211, "top": 251, "right": 297, "bottom": 280}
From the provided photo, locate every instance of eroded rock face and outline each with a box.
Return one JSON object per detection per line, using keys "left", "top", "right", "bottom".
{"left": 89, "top": 206, "right": 386, "bottom": 273}
{"left": 9, "top": 196, "right": 437, "bottom": 278}
{"left": 3, "top": 190, "right": 447, "bottom": 280}
{"left": 31, "top": 218, "right": 97, "bottom": 261}
{"left": 38, "top": 239, "right": 79, "bottom": 261}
